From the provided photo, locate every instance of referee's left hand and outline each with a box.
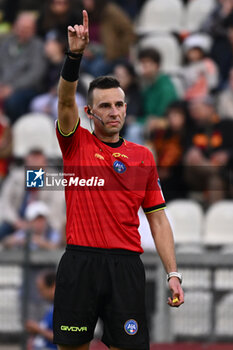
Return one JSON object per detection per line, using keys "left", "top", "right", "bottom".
{"left": 167, "top": 277, "right": 184, "bottom": 307}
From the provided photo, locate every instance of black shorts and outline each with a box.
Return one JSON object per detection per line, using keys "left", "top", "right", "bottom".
{"left": 53, "top": 245, "right": 149, "bottom": 349}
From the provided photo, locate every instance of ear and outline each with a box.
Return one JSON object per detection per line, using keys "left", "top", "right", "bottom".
{"left": 84, "top": 105, "right": 93, "bottom": 120}
{"left": 124, "top": 103, "right": 127, "bottom": 118}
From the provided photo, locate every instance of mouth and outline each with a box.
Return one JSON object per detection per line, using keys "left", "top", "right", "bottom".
{"left": 107, "top": 121, "right": 120, "bottom": 127}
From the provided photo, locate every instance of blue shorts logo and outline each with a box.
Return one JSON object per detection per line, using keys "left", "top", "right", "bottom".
{"left": 113, "top": 160, "right": 126, "bottom": 174}
{"left": 26, "top": 168, "right": 45, "bottom": 188}
{"left": 124, "top": 319, "right": 138, "bottom": 335}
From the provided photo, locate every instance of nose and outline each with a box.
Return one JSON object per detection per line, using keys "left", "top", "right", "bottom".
{"left": 109, "top": 105, "right": 118, "bottom": 117}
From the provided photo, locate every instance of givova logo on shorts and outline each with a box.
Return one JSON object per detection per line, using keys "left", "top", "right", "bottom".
{"left": 61, "top": 325, "right": 87, "bottom": 332}
{"left": 124, "top": 319, "right": 138, "bottom": 335}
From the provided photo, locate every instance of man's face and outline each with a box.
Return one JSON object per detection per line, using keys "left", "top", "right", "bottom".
{"left": 90, "top": 87, "right": 127, "bottom": 137}
{"left": 190, "top": 102, "right": 213, "bottom": 124}
{"left": 139, "top": 58, "right": 159, "bottom": 80}
{"left": 14, "top": 14, "right": 36, "bottom": 43}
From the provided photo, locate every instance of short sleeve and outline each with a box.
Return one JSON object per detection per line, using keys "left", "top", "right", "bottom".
{"left": 142, "top": 151, "right": 166, "bottom": 214}
{"left": 56, "top": 119, "right": 80, "bottom": 160}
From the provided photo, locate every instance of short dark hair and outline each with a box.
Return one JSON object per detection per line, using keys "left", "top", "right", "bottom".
{"left": 87, "top": 76, "right": 121, "bottom": 106}
{"left": 39, "top": 269, "right": 56, "bottom": 288}
{"left": 138, "top": 48, "right": 161, "bottom": 66}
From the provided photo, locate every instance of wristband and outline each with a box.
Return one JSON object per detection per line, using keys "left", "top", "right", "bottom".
{"left": 167, "top": 272, "right": 182, "bottom": 284}
{"left": 61, "top": 53, "right": 82, "bottom": 82}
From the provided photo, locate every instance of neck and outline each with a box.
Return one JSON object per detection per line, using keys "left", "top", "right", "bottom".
{"left": 94, "top": 129, "right": 120, "bottom": 143}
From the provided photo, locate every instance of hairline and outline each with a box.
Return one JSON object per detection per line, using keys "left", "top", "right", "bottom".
{"left": 88, "top": 86, "right": 125, "bottom": 107}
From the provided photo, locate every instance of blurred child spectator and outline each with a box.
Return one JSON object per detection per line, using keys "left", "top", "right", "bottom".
{"left": 0, "top": 12, "right": 47, "bottom": 123}
{"left": 0, "top": 110, "right": 12, "bottom": 185}
{"left": 26, "top": 269, "right": 57, "bottom": 349}
{"left": 36, "top": 0, "right": 80, "bottom": 40}
{"left": 0, "top": 149, "right": 65, "bottom": 240}
{"left": 2, "top": 201, "right": 61, "bottom": 250}
{"left": 152, "top": 101, "right": 192, "bottom": 201}
{"left": 80, "top": 0, "right": 135, "bottom": 76}
{"left": 137, "top": 48, "right": 178, "bottom": 136}
{"left": 184, "top": 96, "right": 233, "bottom": 205}
{"left": 182, "top": 34, "right": 219, "bottom": 100}
{"left": 217, "top": 66, "right": 233, "bottom": 119}
{"left": 30, "top": 32, "right": 86, "bottom": 120}
{"left": 113, "top": 61, "right": 143, "bottom": 139}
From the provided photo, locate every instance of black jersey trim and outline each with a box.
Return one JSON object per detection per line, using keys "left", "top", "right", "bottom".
{"left": 57, "top": 119, "right": 80, "bottom": 137}
{"left": 143, "top": 203, "right": 166, "bottom": 214}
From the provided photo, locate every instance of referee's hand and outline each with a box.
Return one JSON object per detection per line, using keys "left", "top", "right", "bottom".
{"left": 67, "top": 10, "right": 89, "bottom": 54}
{"left": 167, "top": 277, "right": 184, "bottom": 307}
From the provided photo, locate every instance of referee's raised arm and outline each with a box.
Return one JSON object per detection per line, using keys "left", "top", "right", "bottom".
{"left": 58, "top": 10, "right": 89, "bottom": 135}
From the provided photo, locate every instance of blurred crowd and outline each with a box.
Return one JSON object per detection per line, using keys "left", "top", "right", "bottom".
{"left": 0, "top": 0, "right": 232, "bottom": 253}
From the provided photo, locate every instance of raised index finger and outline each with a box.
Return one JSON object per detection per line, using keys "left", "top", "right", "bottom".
{"left": 83, "top": 10, "right": 89, "bottom": 31}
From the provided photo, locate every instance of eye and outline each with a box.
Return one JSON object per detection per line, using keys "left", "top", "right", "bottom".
{"left": 116, "top": 102, "right": 124, "bottom": 107}
{"left": 100, "top": 103, "right": 110, "bottom": 108}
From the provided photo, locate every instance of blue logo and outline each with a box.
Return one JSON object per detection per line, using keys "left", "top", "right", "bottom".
{"left": 124, "top": 319, "right": 138, "bottom": 335}
{"left": 113, "top": 160, "right": 126, "bottom": 174}
{"left": 26, "top": 168, "right": 45, "bottom": 188}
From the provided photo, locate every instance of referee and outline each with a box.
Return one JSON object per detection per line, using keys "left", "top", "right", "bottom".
{"left": 53, "top": 10, "right": 184, "bottom": 350}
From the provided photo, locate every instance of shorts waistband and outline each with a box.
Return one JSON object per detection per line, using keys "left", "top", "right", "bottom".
{"left": 66, "top": 244, "right": 140, "bottom": 256}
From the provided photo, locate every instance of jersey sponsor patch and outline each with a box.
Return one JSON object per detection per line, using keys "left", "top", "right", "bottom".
{"left": 113, "top": 160, "right": 126, "bottom": 174}
{"left": 124, "top": 319, "right": 138, "bottom": 335}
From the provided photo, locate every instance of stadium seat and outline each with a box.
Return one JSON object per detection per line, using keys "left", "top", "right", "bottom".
{"left": 203, "top": 201, "right": 233, "bottom": 246}
{"left": 180, "top": 268, "right": 211, "bottom": 289}
{"left": 166, "top": 200, "right": 204, "bottom": 251}
{"left": 215, "top": 292, "right": 233, "bottom": 336}
{"left": 12, "top": 112, "right": 61, "bottom": 158}
{"left": 136, "top": 0, "right": 184, "bottom": 34}
{"left": 138, "top": 34, "right": 181, "bottom": 73}
{"left": 0, "top": 266, "right": 22, "bottom": 287}
{"left": 170, "top": 291, "right": 212, "bottom": 336}
{"left": 183, "top": 0, "right": 216, "bottom": 32}
{"left": 0, "top": 289, "right": 22, "bottom": 332}
{"left": 214, "top": 268, "right": 233, "bottom": 291}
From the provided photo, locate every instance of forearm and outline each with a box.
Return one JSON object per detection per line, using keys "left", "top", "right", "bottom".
{"left": 147, "top": 210, "right": 177, "bottom": 273}
{"left": 38, "top": 328, "right": 53, "bottom": 342}
{"left": 57, "top": 65, "right": 79, "bottom": 134}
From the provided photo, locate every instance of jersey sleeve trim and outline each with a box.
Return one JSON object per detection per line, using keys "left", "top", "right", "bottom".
{"left": 57, "top": 119, "right": 80, "bottom": 137}
{"left": 143, "top": 203, "right": 166, "bottom": 214}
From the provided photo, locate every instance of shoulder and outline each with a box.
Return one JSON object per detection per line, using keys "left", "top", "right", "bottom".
{"left": 125, "top": 140, "right": 155, "bottom": 159}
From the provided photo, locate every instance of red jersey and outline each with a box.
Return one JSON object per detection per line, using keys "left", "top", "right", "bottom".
{"left": 56, "top": 121, "right": 165, "bottom": 253}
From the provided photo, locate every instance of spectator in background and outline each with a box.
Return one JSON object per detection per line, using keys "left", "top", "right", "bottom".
{"left": 113, "top": 61, "right": 143, "bottom": 140}
{"left": 26, "top": 269, "right": 57, "bottom": 349}
{"left": 80, "top": 0, "right": 135, "bottom": 76}
{"left": 201, "top": 0, "right": 233, "bottom": 38}
{"left": 137, "top": 48, "right": 178, "bottom": 138}
{"left": 2, "top": 201, "right": 61, "bottom": 250}
{"left": 0, "top": 109, "right": 12, "bottom": 186}
{"left": 112, "top": 0, "right": 146, "bottom": 19}
{"left": 0, "top": 149, "right": 65, "bottom": 241}
{"left": 182, "top": 34, "right": 219, "bottom": 100}
{"left": 0, "top": 12, "right": 47, "bottom": 123}
{"left": 217, "top": 66, "right": 233, "bottom": 119}
{"left": 210, "top": 10, "right": 233, "bottom": 87}
{"left": 36, "top": 0, "right": 80, "bottom": 40}
{"left": 152, "top": 101, "right": 193, "bottom": 201}
{"left": 1, "top": 0, "right": 20, "bottom": 24}
{"left": 30, "top": 32, "right": 86, "bottom": 120}
{"left": 184, "top": 96, "right": 233, "bottom": 206}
